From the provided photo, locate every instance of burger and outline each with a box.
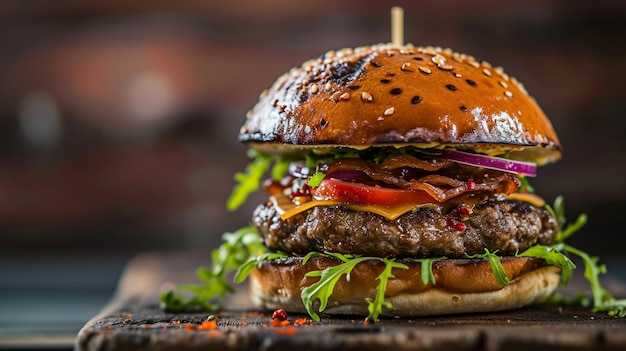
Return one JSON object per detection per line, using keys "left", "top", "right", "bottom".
{"left": 162, "top": 43, "right": 623, "bottom": 321}
{"left": 234, "top": 42, "right": 564, "bottom": 320}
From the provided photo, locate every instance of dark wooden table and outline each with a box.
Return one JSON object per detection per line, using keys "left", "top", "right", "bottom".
{"left": 75, "top": 251, "right": 626, "bottom": 351}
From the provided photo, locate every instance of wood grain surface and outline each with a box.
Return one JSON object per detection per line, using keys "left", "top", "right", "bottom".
{"left": 76, "top": 251, "right": 626, "bottom": 351}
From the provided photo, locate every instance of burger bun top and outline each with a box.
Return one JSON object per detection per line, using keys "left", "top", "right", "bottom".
{"left": 239, "top": 44, "right": 561, "bottom": 165}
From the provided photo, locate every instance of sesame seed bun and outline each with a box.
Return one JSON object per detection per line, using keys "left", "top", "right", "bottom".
{"left": 249, "top": 256, "right": 561, "bottom": 318}
{"left": 240, "top": 44, "right": 561, "bottom": 165}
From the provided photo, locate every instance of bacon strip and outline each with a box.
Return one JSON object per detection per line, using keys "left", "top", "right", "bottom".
{"left": 380, "top": 154, "right": 452, "bottom": 171}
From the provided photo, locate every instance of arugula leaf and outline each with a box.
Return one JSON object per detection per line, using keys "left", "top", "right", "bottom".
{"left": 234, "top": 251, "right": 289, "bottom": 283}
{"left": 227, "top": 151, "right": 273, "bottom": 211}
{"left": 405, "top": 257, "right": 446, "bottom": 285}
{"left": 270, "top": 155, "right": 296, "bottom": 181}
{"left": 517, "top": 175, "right": 535, "bottom": 193}
{"left": 557, "top": 213, "right": 588, "bottom": 243}
{"left": 365, "top": 259, "right": 408, "bottom": 323}
{"left": 464, "top": 249, "right": 510, "bottom": 286}
{"left": 546, "top": 196, "right": 588, "bottom": 243}
{"left": 517, "top": 244, "right": 576, "bottom": 283}
{"left": 540, "top": 196, "right": 625, "bottom": 317}
{"left": 561, "top": 244, "right": 626, "bottom": 317}
{"left": 160, "top": 226, "right": 263, "bottom": 312}
{"left": 301, "top": 254, "right": 372, "bottom": 321}
{"left": 307, "top": 172, "right": 326, "bottom": 187}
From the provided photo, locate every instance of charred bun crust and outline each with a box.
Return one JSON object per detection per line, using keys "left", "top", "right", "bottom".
{"left": 240, "top": 44, "right": 561, "bottom": 165}
{"left": 248, "top": 256, "right": 561, "bottom": 317}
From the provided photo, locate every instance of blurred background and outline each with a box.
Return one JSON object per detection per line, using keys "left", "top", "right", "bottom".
{"left": 0, "top": 0, "right": 624, "bottom": 349}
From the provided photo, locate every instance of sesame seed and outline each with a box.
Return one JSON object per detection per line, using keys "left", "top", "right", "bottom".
{"left": 380, "top": 79, "right": 391, "bottom": 84}
{"left": 466, "top": 79, "right": 477, "bottom": 87}
{"left": 320, "top": 118, "right": 328, "bottom": 128}
{"left": 347, "top": 85, "right": 360, "bottom": 90}
{"left": 401, "top": 63, "right": 414, "bottom": 72}
{"left": 361, "top": 92, "right": 373, "bottom": 102}
{"left": 339, "top": 92, "right": 350, "bottom": 100}
{"left": 324, "top": 82, "right": 333, "bottom": 91}
{"left": 390, "top": 88, "right": 403, "bottom": 95}
{"left": 432, "top": 54, "right": 446, "bottom": 66}
{"left": 460, "top": 105, "right": 468, "bottom": 112}
{"left": 411, "top": 96, "right": 422, "bottom": 104}
{"left": 482, "top": 68, "right": 492, "bottom": 77}
{"left": 384, "top": 107, "right": 395, "bottom": 116}
{"left": 413, "top": 56, "right": 424, "bottom": 61}
{"left": 271, "top": 99, "right": 279, "bottom": 107}
{"left": 468, "top": 61, "right": 480, "bottom": 68}
{"left": 310, "top": 84, "right": 319, "bottom": 94}
{"left": 419, "top": 66, "right": 432, "bottom": 74}
{"left": 386, "top": 72, "right": 396, "bottom": 76}
{"left": 371, "top": 61, "right": 382, "bottom": 68}
{"left": 446, "top": 84, "right": 457, "bottom": 91}
{"left": 278, "top": 105, "right": 286, "bottom": 112}
{"left": 438, "top": 64, "right": 453, "bottom": 71}
{"left": 455, "top": 73, "right": 462, "bottom": 78}
{"left": 498, "top": 81, "right": 508, "bottom": 89}
{"left": 504, "top": 90, "right": 513, "bottom": 98}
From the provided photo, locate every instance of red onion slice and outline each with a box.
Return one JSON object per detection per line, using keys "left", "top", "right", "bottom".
{"left": 438, "top": 150, "right": 537, "bottom": 177}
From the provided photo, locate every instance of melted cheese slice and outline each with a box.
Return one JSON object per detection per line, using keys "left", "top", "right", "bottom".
{"left": 272, "top": 191, "right": 545, "bottom": 221}
{"left": 503, "top": 192, "right": 545, "bottom": 207}
{"left": 272, "top": 194, "right": 431, "bottom": 221}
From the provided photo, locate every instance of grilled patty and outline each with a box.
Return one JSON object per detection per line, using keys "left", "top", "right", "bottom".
{"left": 252, "top": 199, "right": 558, "bottom": 258}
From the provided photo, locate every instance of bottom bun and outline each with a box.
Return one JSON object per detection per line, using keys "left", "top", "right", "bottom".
{"left": 248, "top": 256, "right": 561, "bottom": 317}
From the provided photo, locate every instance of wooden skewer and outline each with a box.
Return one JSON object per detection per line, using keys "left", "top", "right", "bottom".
{"left": 391, "top": 6, "right": 404, "bottom": 47}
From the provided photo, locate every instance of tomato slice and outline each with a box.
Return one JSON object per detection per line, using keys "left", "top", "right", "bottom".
{"left": 311, "top": 178, "right": 439, "bottom": 206}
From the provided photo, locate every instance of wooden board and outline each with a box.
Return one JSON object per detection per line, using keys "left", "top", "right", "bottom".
{"left": 76, "top": 251, "right": 626, "bottom": 351}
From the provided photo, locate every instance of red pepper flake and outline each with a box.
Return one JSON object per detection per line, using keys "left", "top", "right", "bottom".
{"left": 459, "top": 205, "right": 471, "bottom": 216}
{"left": 105, "top": 324, "right": 112, "bottom": 330}
{"left": 274, "top": 327, "right": 297, "bottom": 335}
{"left": 241, "top": 321, "right": 248, "bottom": 326}
{"left": 197, "top": 321, "right": 218, "bottom": 331}
{"left": 272, "top": 308, "right": 288, "bottom": 321}
{"left": 466, "top": 179, "right": 476, "bottom": 190}
{"left": 446, "top": 217, "right": 466, "bottom": 231}
{"left": 184, "top": 324, "right": 195, "bottom": 331}
{"left": 294, "top": 318, "right": 309, "bottom": 326}
{"left": 269, "top": 319, "right": 291, "bottom": 327}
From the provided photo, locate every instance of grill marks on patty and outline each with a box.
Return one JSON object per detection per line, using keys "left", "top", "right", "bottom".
{"left": 252, "top": 199, "right": 558, "bottom": 258}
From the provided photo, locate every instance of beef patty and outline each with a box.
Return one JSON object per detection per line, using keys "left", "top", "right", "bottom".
{"left": 252, "top": 199, "right": 559, "bottom": 258}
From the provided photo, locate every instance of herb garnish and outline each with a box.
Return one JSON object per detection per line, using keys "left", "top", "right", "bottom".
{"left": 464, "top": 249, "right": 511, "bottom": 287}
{"left": 299, "top": 252, "right": 411, "bottom": 323}
{"left": 160, "top": 226, "right": 265, "bottom": 311}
